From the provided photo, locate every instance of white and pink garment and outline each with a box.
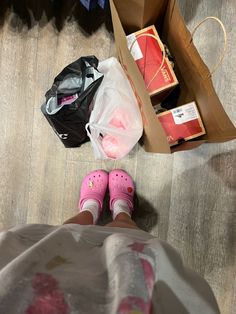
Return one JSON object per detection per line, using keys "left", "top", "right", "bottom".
{"left": 0, "top": 224, "right": 219, "bottom": 314}
{"left": 86, "top": 57, "right": 143, "bottom": 159}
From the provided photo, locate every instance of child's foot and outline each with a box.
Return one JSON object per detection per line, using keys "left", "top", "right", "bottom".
{"left": 109, "top": 169, "right": 135, "bottom": 219}
{"left": 79, "top": 170, "right": 108, "bottom": 223}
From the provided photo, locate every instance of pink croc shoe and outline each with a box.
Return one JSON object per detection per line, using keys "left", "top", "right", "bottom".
{"left": 109, "top": 169, "right": 135, "bottom": 212}
{"left": 79, "top": 170, "right": 108, "bottom": 212}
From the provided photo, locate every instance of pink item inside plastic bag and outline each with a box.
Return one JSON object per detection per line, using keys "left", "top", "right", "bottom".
{"left": 86, "top": 57, "right": 143, "bottom": 160}
{"left": 102, "top": 110, "right": 126, "bottom": 158}
{"left": 102, "top": 135, "right": 120, "bottom": 158}
{"left": 109, "top": 116, "right": 125, "bottom": 130}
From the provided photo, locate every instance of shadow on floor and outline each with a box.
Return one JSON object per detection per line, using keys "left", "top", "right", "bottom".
{"left": 207, "top": 150, "right": 236, "bottom": 191}
{"left": 133, "top": 194, "right": 159, "bottom": 232}
{"left": 97, "top": 192, "right": 158, "bottom": 232}
{"left": 166, "top": 150, "right": 236, "bottom": 271}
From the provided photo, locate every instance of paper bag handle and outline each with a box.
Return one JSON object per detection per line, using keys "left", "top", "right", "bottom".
{"left": 191, "top": 16, "right": 227, "bottom": 76}
{"left": 129, "top": 33, "right": 166, "bottom": 89}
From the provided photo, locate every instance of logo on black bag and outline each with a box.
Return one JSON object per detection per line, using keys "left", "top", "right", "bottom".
{"left": 58, "top": 133, "right": 69, "bottom": 140}
{"left": 53, "top": 128, "right": 68, "bottom": 140}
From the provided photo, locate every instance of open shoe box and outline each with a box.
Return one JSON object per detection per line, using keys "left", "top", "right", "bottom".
{"left": 110, "top": 0, "right": 236, "bottom": 153}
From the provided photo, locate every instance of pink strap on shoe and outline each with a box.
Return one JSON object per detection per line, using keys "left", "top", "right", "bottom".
{"left": 79, "top": 170, "right": 108, "bottom": 211}
{"left": 109, "top": 169, "right": 134, "bottom": 211}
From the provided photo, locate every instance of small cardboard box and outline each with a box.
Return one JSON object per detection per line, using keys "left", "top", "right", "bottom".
{"left": 110, "top": 0, "right": 236, "bottom": 153}
{"left": 157, "top": 102, "right": 206, "bottom": 146}
{"left": 126, "top": 25, "right": 178, "bottom": 98}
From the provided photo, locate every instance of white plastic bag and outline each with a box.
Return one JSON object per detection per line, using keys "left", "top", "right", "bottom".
{"left": 86, "top": 57, "right": 143, "bottom": 159}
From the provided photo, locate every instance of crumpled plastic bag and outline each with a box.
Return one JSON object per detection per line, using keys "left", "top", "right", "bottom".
{"left": 41, "top": 56, "right": 103, "bottom": 147}
{"left": 86, "top": 57, "right": 143, "bottom": 159}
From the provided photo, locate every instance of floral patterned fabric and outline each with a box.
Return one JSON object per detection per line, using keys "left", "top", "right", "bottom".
{"left": 0, "top": 224, "right": 219, "bottom": 314}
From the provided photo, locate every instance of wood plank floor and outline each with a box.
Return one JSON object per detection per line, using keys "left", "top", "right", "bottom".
{"left": 0, "top": 1, "right": 235, "bottom": 313}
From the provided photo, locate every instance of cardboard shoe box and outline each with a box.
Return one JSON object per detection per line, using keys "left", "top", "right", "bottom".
{"left": 157, "top": 102, "right": 206, "bottom": 146}
{"left": 110, "top": 0, "right": 236, "bottom": 154}
{"left": 126, "top": 25, "right": 178, "bottom": 99}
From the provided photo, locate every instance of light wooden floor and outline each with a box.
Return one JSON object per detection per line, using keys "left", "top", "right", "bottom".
{"left": 0, "top": 1, "right": 235, "bottom": 313}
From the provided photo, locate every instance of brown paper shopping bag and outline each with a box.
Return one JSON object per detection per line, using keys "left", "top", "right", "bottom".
{"left": 110, "top": 0, "right": 236, "bottom": 153}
